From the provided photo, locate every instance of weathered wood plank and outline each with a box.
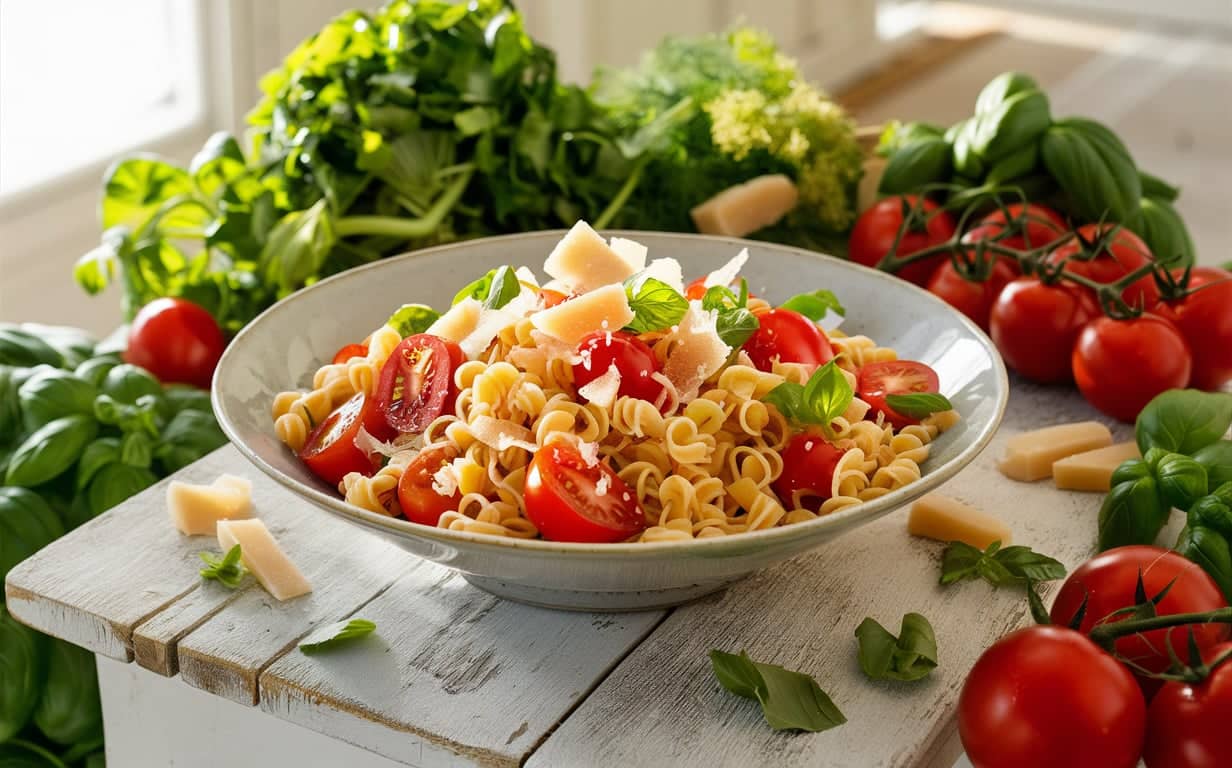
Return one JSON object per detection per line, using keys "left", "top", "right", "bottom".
{"left": 528, "top": 380, "right": 1133, "bottom": 768}
{"left": 259, "top": 566, "right": 665, "bottom": 767}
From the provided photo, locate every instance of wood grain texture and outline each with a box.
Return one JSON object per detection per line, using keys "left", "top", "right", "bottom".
{"left": 259, "top": 565, "right": 665, "bottom": 767}
{"left": 529, "top": 379, "right": 1134, "bottom": 768}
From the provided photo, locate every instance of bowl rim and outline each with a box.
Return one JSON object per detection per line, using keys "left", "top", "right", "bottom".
{"left": 213, "top": 229, "right": 1009, "bottom": 557}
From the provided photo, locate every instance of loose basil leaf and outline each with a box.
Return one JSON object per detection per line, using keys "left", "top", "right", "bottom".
{"left": 85, "top": 463, "right": 158, "bottom": 517}
{"left": 779, "top": 289, "right": 846, "bottom": 321}
{"left": 1136, "top": 390, "right": 1232, "bottom": 457}
{"left": 154, "top": 409, "right": 228, "bottom": 474}
{"left": 1099, "top": 474, "right": 1169, "bottom": 551}
{"left": 101, "top": 363, "right": 163, "bottom": 405}
{"left": 0, "top": 605, "right": 48, "bottom": 742}
{"left": 714, "top": 307, "right": 759, "bottom": 350}
{"left": 483, "top": 266, "right": 522, "bottom": 311}
{"left": 884, "top": 393, "right": 952, "bottom": 419}
{"left": 940, "top": 540, "right": 1066, "bottom": 587}
{"left": 708, "top": 650, "right": 845, "bottom": 732}
{"left": 33, "top": 638, "right": 103, "bottom": 746}
{"left": 5, "top": 415, "right": 98, "bottom": 488}
{"left": 199, "top": 545, "right": 247, "bottom": 589}
{"left": 453, "top": 268, "right": 497, "bottom": 306}
{"left": 855, "top": 613, "right": 938, "bottom": 682}
{"left": 1191, "top": 441, "right": 1232, "bottom": 495}
{"left": 299, "top": 618, "right": 378, "bottom": 654}
{"left": 624, "top": 275, "right": 689, "bottom": 334}
{"left": 386, "top": 303, "right": 441, "bottom": 337}
{"left": 1175, "top": 525, "right": 1232, "bottom": 602}
{"left": 762, "top": 360, "right": 853, "bottom": 429}
{"left": 0, "top": 487, "right": 65, "bottom": 585}
{"left": 1154, "top": 452, "right": 1208, "bottom": 510}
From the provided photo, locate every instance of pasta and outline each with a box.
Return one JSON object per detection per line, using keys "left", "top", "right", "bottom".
{"left": 272, "top": 222, "right": 961, "bottom": 544}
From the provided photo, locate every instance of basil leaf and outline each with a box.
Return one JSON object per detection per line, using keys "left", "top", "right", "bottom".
{"left": 483, "top": 266, "right": 522, "bottom": 310}
{"left": 1189, "top": 494, "right": 1232, "bottom": 539}
{"left": 1140, "top": 170, "right": 1180, "bottom": 203}
{"left": 877, "top": 137, "right": 952, "bottom": 196}
{"left": 33, "top": 638, "right": 103, "bottom": 745}
{"left": 1041, "top": 117, "right": 1141, "bottom": 225}
{"left": 386, "top": 303, "right": 440, "bottom": 338}
{"left": 855, "top": 613, "right": 938, "bottom": 682}
{"left": 939, "top": 540, "right": 987, "bottom": 585}
{"left": 0, "top": 605, "right": 48, "bottom": 743}
{"left": 1136, "top": 390, "right": 1232, "bottom": 456}
{"left": 715, "top": 307, "right": 759, "bottom": 350}
{"left": 974, "top": 72, "right": 1039, "bottom": 114}
{"left": 0, "top": 488, "right": 64, "bottom": 586}
{"left": 1175, "top": 525, "right": 1232, "bottom": 602}
{"left": 802, "top": 360, "right": 853, "bottom": 427}
{"left": 762, "top": 382, "right": 807, "bottom": 424}
{"left": 993, "top": 545, "right": 1068, "bottom": 583}
{"left": 18, "top": 368, "right": 97, "bottom": 431}
{"left": 1138, "top": 196, "right": 1195, "bottom": 268}
{"left": 1192, "top": 441, "right": 1232, "bottom": 495}
{"left": 701, "top": 285, "right": 740, "bottom": 312}
{"left": 708, "top": 650, "right": 845, "bottom": 733}
{"left": 155, "top": 409, "right": 228, "bottom": 474}
{"left": 0, "top": 327, "right": 63, "bottom": 368}
{"left": 85, "top": 463, "right": 158, "bottom": 517}
{"left": 258, "top": 200, "right": 336, "bottom": 297}
{"left": 101, "top": 364, "right": 162, "bottom": 405}
{"left": 453, "top": 269, "right": 497, "bottom": 306}
{"left": 940, "top": 540, "right": 1065, "bottom": 587}
{"left": 120, "top": 431, "right": 154, "bottom": 469}
{"left": 779, "top": 289, "right": 846, "bottom": 321}
{"left": 1155, "top": 452, "right": 1208, "bottom": 510}
{"left": 624, "top": 275, "right": 688, "bottom": 334}
{"left": 5, "top": 415, "right": 98, "bottom": 488}
{"left": 299, "top": 618, "right": 377, "bottom": 654}
{"left": 884, "top": 393, "right": 952, "bottom": 419}
{"left": 199, "top": 545, "right": 247, "bottom": 589}
{"left": 75, "top": 438, "right": 122, "bottom": 492}
{"left": 1099, "top": 475, "right": 1169, "bottom": 551}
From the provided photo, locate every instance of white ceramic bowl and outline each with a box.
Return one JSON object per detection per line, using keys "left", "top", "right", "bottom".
{"left": 213, "top": 231, "right": 1008, "bottom": 611}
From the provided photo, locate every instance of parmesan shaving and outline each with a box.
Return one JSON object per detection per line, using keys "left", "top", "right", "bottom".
{"left": 642, "top": 257, "right": 685, "bottom": 293}
{"left": 609, "top": 237, "right": 648, "bottom": 273}
{"left": 703, "top": 248, "right": 749, "bottom": 289}
{"left": 578, "top": 364, "right": 622, "bottom": 408}
{"left": 469, "top": 414, "right": 534, "bottom": 450}
{"left": 353, "top": 426, "right": 403, "bottom": 459}
{"left": 432, "top": 462, "right": 459, "bottom": 497}
{"left": 577, "top": 440, "right": 600, "bottom": 467}
{"left": 662, "top": 301, "right": 731, "bottom": 402}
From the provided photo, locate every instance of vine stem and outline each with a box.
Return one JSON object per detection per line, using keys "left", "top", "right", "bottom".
{"left": 334, "top": 168, "right": 474, "bottom": 239}
{"left": 1088, "top": 606, "right": 1232, "bottom": 648}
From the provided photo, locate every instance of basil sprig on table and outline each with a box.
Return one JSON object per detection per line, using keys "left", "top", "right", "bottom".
{"left": 709, "top": 650, "right": 846, "bottom": 732}
{"left": 762, "top": 361, "right": 852, "bottom": 433}
{"left": 199, "top": 545, "right": 248, "bottom": 590}
{"left": 624, "top": 273, "right": 689, "bottom": 334}
{"left": 940, "top": 540, "right": 1066, "bottom": 588}
{"left": 299, "top": 619, "right": 378, "bottom": 655}
{"left": 855, "top": 613, "right": 938, "bottom": 682}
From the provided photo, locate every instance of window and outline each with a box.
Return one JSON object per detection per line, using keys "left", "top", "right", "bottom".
{"left": 0, "top": 0, "right": 206, "bottom": 199}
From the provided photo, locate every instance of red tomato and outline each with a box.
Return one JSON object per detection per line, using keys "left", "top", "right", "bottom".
{"left": 1072, "top": 315, "right": 1192, "bottom": 422}
{"left": 396, "top": 445, "right": 463, "bottom": 527}
{"left": 1144, "top": 641, "right": 1232, "bottom": 768}
{"left": 773, "top": 433, "right": 844, "bottom": 508}
{"left": 742, "top": 308, "right": 834, "bottom": 372}
{"left": 300, "top": 392, "right": 383, "bottom": 486}
{"left": 1152, "top": 267, "right": 1232, "bottom": 391}
{"left": 539, "top": 289, "right": 570, "bottom": 308}
{"left": 1047, "top": 224, "right": 1159, "bottom": 307}
{"left": 684, "top": 276, "right": 755, "bottom": 301}
{"left": 572, "top": 331, "right": 666, "bottom": 408}
{"left": 856, "top": 360, "right": 940, "bottom": 430}
{"left": 524, "top": 443, "right": 645, "bottom": 543}
{"left": 331, "top": 343, "right": 368, "bottom": 365}
{"left": 989, "top": 277, "right": 1099, "bottom": 383}
{"left": 976, "top": 203, "right": 1067, "bottom": 252}
{"left": 375, "top": 334, "right": 465, "bottom": 435}
{"left": 848, "top": 195, "right": 957, "bottom": 285}
{"left": 124, "top": 298, "right": 225, "bottom": 390}
{"left": 1050, "top": 546, "right": 1230, "bottom": 698}
{"left": 958, "top": 625, "right": 1146, "bottom": 768}
{"left": 925, "top": 257, "right": 1017, "bottom": 331}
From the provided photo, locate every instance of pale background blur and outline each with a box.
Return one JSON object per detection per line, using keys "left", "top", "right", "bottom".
{"left": 1, "top": 0, "right": 1229, "bottom": 336}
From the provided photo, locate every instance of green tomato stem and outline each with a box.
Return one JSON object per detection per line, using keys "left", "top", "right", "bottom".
{"left": 1088, "top": 606, "right": 1232, "bottom": 649}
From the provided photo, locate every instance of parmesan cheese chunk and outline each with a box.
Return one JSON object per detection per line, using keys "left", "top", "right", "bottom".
{"left": 691, "top": 175, "right": 799, "bottom": 237}
{"left": 468, "top": 415, "right": 534, "bottom": 451}
{"left": 703, "top": 248, "right": 750, "bottom": 289}
{"left": 642, "top": 257, "right": 685, "bottom": 293}
{"left": 578, "top": 364, "right": 622, "bottom": 408}
{"left": 609, "top": 237, "right": 648, "bottom": 273}
{"left": 1053, "top": 441, "right": 1141, "bottom": 492}
{"left": 997, "top": 421, "right": 1114, "bottom": 482}
{"left": 530, "top": 284, "right": 634, "bottom": 347}
{"left": 543, "top": 221, "right": 641, "bottom": 293}
{"left": 426, "top": 298, "right": 482, "bottom": 343}
{"left": 168, "top": 475, "right": 252, "bottom": 536}
{"left": 908, "top": 493, "right": 1013, "bottom": 550}
{"left": 216, "top": 519, "right": 311, "bottom": 601}
{"left": 663, "top": 301, "right": 731, "bottom": 402}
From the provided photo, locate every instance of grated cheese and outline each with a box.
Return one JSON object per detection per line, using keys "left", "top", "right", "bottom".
{"left": 595, "top": 474, "right": 610, "bottom": 497}
{"left": 578, "top": 364, "right": 622, "bottom": 409}
{"left": 469, "top": 415, "right": 535, "bottom": 451}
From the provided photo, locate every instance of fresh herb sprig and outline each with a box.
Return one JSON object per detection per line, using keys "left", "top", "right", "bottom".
{"left": 709, "top": 650, "right": 846, "bottom": 732}
{"left": 199, "top": 544, "right": 247, "bottom": 589}
{"left": 762, "top": 360, "right": 853, "bottom": 436}
{"left": 855, "top": 613, "right": 938, "bottom": 682}
{"left": 940, "top": 540, "right": 1066, "bottom": 588}
{"left": 624, "top": 273, "right": 689, "bottom": 333}
{"left": 700, "top": 279, "right": 759, "bottom": 349}
{"left": 299, "top": 618, "right": 378, "bottom": 654}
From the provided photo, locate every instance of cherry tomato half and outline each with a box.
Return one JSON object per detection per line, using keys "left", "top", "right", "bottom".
{"left": 300, "top": 392, "right": 383, "bottom": 487}
{"left": 1145, "top": 641, "right": 1232, "bottom": 768}
{"left": 396, "top": 445, "right": 463, "bottom": 527}
{"left": 989, "top": 277, "right": 1099, "bottom": 383}
{"left": 1152, "top": 267, "right": 1232, "bottom": 391}
{"left": 524, "top": 443, "right": 645, "bottom": 543}
{"left": 773, "top": 433, "right": 844, "bottom": 509}
{"left": 958, "top": 625, "right": 1146, "bottom": 768}
{"left": 375, "top": 334, "right": 465, "bottom": 435}
{"left": 1047, "top": 224, "right": 1159, "bottom": 307}
{"left": 573, "top": 331, "right": 666, "bottom": 408}
{"left": 742, "top": 308, "right": 834, "bottom": 372}
{"left": 332, "top": 343, "right": 368, "bottom": 365}
{"left": 1072, "top": 314, "right": 1192, "bottom": 423}
{"left": 1051, "top": 545, "right": 1229, "bottom": 698}
{"left": 926, "top": 256, "right": 1017, "bottom": 331}
{"left": 124, "top": 297, "right": 225, "bottom": 390}
{"left": 539, "top": 289, "right": 570, "bottom": 308}
{"left": 685, "top": 276, "right": 756, "bottom": 302}
{"left": 856, "top": 360, "right": 940, "bottom": 430}
{"left": 849, "top": 195, "right": 957, "bottom": 286}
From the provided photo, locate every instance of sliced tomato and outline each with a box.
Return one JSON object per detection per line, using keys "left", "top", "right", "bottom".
{"left": 331, "top": 343, "right": 369, "bottom": 365}
{"left": 773, "top": 433, "right": 844, "bottom": 508}
{"left": 524, "top": 444, "right": 646, "bottom": 543}
{"left": 857, "top": 360, "right": 941, "bottom": 430}
{"left": 742, "top": 308, "right": 834, "bottom": 372}
{"left": 396, "top": 445, "right": 463, "bottom": 527}
{"left": 375, "top": 334, "right": 465, "bottom": 435}
{"left": 300, "top": 392, "right": 381, "bottom": 486}
{"left": 573, "top": 331, "right": 665, "bottom": 408}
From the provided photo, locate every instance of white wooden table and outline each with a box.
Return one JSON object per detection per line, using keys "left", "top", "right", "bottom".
{"left": 4, "top": 378, "right": 1138, "bottom": 768}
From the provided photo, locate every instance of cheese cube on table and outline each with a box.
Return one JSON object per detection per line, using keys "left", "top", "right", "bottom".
{"left": 168, "top": 475, "right": 252, "bottom": 536}
{"left": 908, "top": 493, "right": 1013, "bottom": 550}
{"left": 1053, "top": 442, "right": 1141, "bottom": 492}
{"left": 690, "top": 175, "right": 799, "bottom": 237}
{"left": 216, "top": 519, "right": 312, "bottom": 601}
{"left": 996, "top": 421, "right": 1113, "bottom": 482}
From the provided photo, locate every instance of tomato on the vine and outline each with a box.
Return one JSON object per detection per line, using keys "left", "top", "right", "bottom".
{"left": 1144, "top": 641, "right": 1232, "bottom": 768}
{"left": 1152, "top": 266, "right": 1232, "bottom": 391}
{"left": 958, "top": 625, "right": 1146, "bottom": 768}
{"left": 742, "top": 308, "right": 834, "bottom": 372}
{"left": 773, "top": 433, "right": 844, "bottom": 508}
{"left": 397, "top": 445, "right": 462, "bottom": 527}
{"left": 524, "top": 443, "right": 646, "bottom": 543}
{"left": 1046, "top": 224, "right": 1159, "bottom": 306}
{"left": 375, "top": 334, "right": 465, "bottom": 434}
{"left": 1050, "top": 546, "right": 1229, "bottom": 698}
{"left": 299, "top": 392, "right": 385, "bottom": 486}
{"left": 1072, "top": 315, "right": 1192, "bottom": 423}
{"left": 573, "top": 331, "right": 666, "bottom": 408}
{"left": 973, "top": 203, "right": 1067, "bottom": 262}
{"left": 990, "top": 277, "right": 1099, "bottom": 383}
{"left": 857, "top": 360, "right": 940, "bottom": 430}
{"left": 848, "top": 195, "right": 957, "bottom": 285}
{"left": 925, "top": 256, "right": 1016, "bottom": 331}
{"left": 124, "top": 297, "right": 226, "bottom": 389}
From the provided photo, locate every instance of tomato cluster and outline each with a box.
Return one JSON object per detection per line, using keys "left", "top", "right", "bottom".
{"left": 959, "top": 546, "right": 1232, "bottom": 768}
{"left": 849, "top": 196, "right": 1232, "bottom": 423}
